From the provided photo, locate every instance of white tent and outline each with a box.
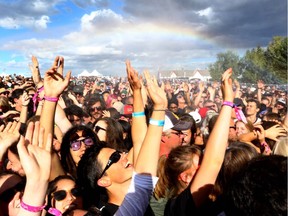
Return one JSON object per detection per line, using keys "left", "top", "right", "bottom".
{"left": 77, "top": 70, "right": 103, "bottom": 78}
{"left": 189, "top": 71, "right": 204, "bottom": 81}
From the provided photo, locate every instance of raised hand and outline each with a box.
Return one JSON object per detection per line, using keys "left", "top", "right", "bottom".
{"left": 265, "top": 124, "right": 287, "bottom": 141}
{"left": 0, "top": 121, "right": 20, "bottom": 158}
{"left": 29, "top": 56, "right": 42, "bottom": 86}
{"left": 221, "top": 68, "right": 233, "bottom": 102}
{"left": 144, "top": 70, "right": 167, "bottom": 109}
{"left": 17, "top": 121, "right": 52, "bottom": 182}
{"left": 44, "top": 56, "right": 71, "bottom": 97}
{"left": 126, "top": 60, "right": 142, "bottom": 91}
{"left": 21, "top": 91, "right": 31, "bottom": 107}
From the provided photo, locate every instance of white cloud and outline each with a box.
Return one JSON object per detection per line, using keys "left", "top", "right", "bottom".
{"left": 0, "top": 17, "right": 20, "bottom": 29}
{"left": 197, "top": 7, "right": 214, "bottom": 19}
{"left": 34, "top": 15, "right": 50, "bottom": 29}
{"left": 81, "top": 9, "right": 126, "bottom": 31}
{"left": 0, "top": 15, "right": 50, "bottom": 30}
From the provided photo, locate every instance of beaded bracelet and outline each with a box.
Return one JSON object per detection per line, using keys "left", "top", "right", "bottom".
{"left": 132, "top": 111, "right": 145, "bottom": 117}
{"left": 149, "top": 118, "right": 165, "bottom": 126}
{"left": 20, "top": 200, "right": 46, "bottom": 212}
{"left": 44, "top": 96, "right": 59, "bottom": 102}
{"left": 222, "top": 101, "right": 235, "bottom": 108}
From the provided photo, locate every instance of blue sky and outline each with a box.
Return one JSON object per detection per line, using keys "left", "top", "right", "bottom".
{"left": 0, "top": 0, "right": 286, "bottom": 77}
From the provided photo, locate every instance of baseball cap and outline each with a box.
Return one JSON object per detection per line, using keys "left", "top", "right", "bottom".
{"left": 163, "top": 110, "right": 192, "bottom": 132}
{"left": 189, "top": 111, "right": 202, "bottom": 124}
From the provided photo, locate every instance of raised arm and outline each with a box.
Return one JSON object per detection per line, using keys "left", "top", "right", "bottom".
{"left": 125, "top": 60, "right": 147, "bottom": 165}
{"left": 194, "top": 82, "right": 205, "bottom": 108}
{"left": 135, "top": 71, "right": 167, "bottom": 175}
{"left": 29, "top": 56, "right": 43, "bottom": 89}
{"left": 19, "top": 91, "right": 31, "bottom": 124}
{"left": 0, "top": 122, "right": 20, "bottom": 169}
{"left": 40, "top": 56, "right": 71, "bottom": 149}
{"left": 16, "top": 122, "right": 52, "bottom": 216}
{"left": 191, "top": 68, "right": 234, "bottom": 207}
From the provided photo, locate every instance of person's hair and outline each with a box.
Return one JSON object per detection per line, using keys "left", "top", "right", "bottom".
{"left": 94, "top": 117, "right": 127, "bottom": 151}
{"left": 224, "top": 155, "right": 287, "bottom": 216}
{"left": 77, "top": 143, "right": 108, "bottom": 209}
{"left": 60, "top": 125, "right": 99, "bottom": 179}
{"left": 0, "top": 96, "right": 10, "bottom": 113}
{"left": 104, "top": 107, "right": 120, "bottom": 119}
{"left": 10, "top": 88, "right": 24, "bottom": 101}
{"left": 179, "top": 113, "right": 197, "bottom": 144}
{"left": 64, "top": 104, "right": 85, "bottom": 118}
{"left": 168, "top": 99, "right": 178, "bottom": 107}
{"left": 61, "top": 91, "right": 75, "bottom": 107}
{"left": 246, "top": 98, "right": 261, "bottom": 109}
{"left": 212, "top": 142, "right": 259, "bottom": 199}
{"left": 263, "top": 112, "right": 281, "bottom": 122}
{"left": 46, "top": 175, "right": 76, "bottom": 209}
{"left": 117, "top": 119, "right": 132, "bottom": 151}
{"left": 85, "top": 96, "right": 106, "bottom": 115}
{"left": 154, "top": 145, "right": 202, "bottom": 200}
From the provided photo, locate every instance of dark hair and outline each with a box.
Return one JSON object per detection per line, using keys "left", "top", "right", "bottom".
{"left": 179, "top": 113, "right": 197, "bottom": 144}
{"left": 64, "top": 104, "right": 85, "bottom": 118}
{"left": 60, "top": 125, "right": 99, "bottom": 179}
{"left": 213, "top": 142, "right": 259, "bottom": 198}
{"left": 10, "top": 88, "right": 24, "bottom": 101}
{"left": 225, "top": 155, "right": 287, "bottom": 216}
{"left": 94, "top": 117, "right": 127, "bottom": 151}
{"left": 77, "top": 143, "right": 108, "bottom": 209}
{"left": 118, "top": 119, "right": 132, "bottom": 150}
{"left": 246, "top": 98, "right": 261, "bottom": 109}
{"left": 85, "top": 96, "right": 106, "bottom": 114}
{"left": 46, "top": 175, "right": 76, "bottom": 208}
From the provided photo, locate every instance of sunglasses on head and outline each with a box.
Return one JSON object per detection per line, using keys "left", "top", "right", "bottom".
{"left": 70, "top": 137, "right": 94, "bottom": 151}
{"left": 89, "top": 106, "right": 102, "bottom": 112}
{"left": 99, "top": 151, "right": 122, "bottom": 179}
{"left": 52, "top": 188, "right": 81, "bottom": 201}
{"left": 94, "top": 125, "right": 107, "bottom": 133}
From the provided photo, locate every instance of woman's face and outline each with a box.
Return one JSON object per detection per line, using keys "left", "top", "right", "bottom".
{"left": 236, "top": 121, "right": 249, "bottom": 137}
{"left": 6, "top": 150, "right": 25, "bottom": 176}
{"left": 52, "top": 179, "right": 79, "bottom": 213}
{"left": 69, "top": 130, "right": 94, "bottom": 165}
{"left": 94, "top": 120, "right": 107, "bottom": 141}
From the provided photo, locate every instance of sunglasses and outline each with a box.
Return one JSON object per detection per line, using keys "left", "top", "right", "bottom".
{"left": 99, "top": 151, "right": 122, "bottom": 179}
{"left": 52, "top": 188, "right": 81, "bottom": 201}
{"left": 94, "top": 125, "right": 107, "bottom": 133}
{"left": 89, "top": 106, "right": 102, "bottom": 112}
{"left": 70, "top": 137, "right": 94, "bottom": 151}
{"left": 171, "top": 131, "right": 186, "bottom": 137}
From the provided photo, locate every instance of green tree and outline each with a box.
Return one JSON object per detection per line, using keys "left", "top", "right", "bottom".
{"left": 265, "top": 36, "right": 287, "bottom": 84}
{"left": 240, "top": 46, "right": 269, "bottom": 83}
{"left": 209, "top": 51, "right": 241, "bottom": 80}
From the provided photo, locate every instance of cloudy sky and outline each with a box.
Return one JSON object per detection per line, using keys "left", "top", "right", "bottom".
{"left": 0, "top": 0, "right": 286, "bottom": 77}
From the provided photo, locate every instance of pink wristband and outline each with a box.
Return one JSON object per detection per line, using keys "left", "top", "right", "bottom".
{"left": 44, "top": 96, "right": 59, "bottom": 102}
{"left": 222, "top": 101, "right": 235, "bottom": 108}
{"left": 48, "top": 207, "right": 62, "bottom": 216}
{"left": 20, "top": 200, "right": 46, "bottom": 212}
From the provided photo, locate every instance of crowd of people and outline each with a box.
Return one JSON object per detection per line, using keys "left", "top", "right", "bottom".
{"left": 0, "top": 56, "right": 287, "bottom": 216}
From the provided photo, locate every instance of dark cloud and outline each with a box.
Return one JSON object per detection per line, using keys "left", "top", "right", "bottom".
{"left": 122, "top": 0, "right": 287, "bottom": 49}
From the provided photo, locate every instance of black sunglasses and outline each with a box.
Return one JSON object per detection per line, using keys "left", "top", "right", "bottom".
{"left": 52, "top": 188, "right": 81, "bottom": 201}
{"left": 94, "top": 125, "right": 107, "bottom": 133}
{"left": 89, "top": 106, "right": 102, "bottom": 112}
{"left": 70, "top": 137, "right": 94, "bottom": 151}
{"left": 99, "top": 151, "right": 122, "bottom": 179}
